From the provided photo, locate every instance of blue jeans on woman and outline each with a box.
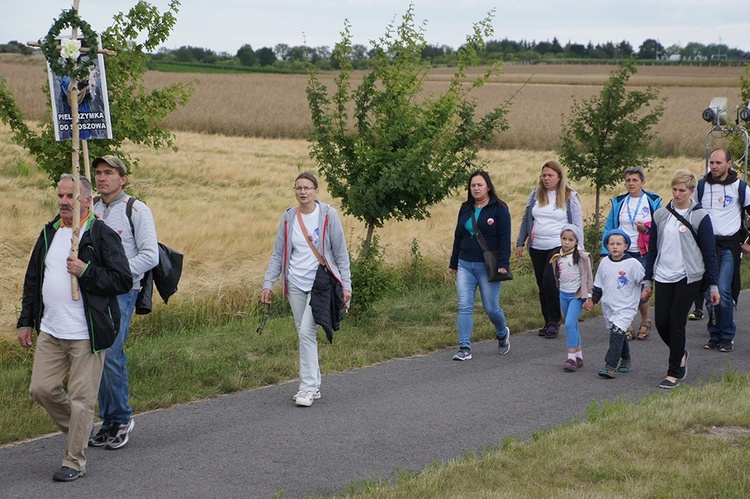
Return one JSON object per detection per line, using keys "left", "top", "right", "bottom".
{"left": 456, "top": 259, "right": 507, "bottom": 349}
{"left": 98, "top": 288, "right": 138, "bottom": 427}
{"left": 559, "top": 291, "right": 584, "bottom": 350}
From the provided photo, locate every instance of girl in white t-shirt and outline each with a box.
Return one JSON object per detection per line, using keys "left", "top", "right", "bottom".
{"left": 551, "top": 225, "right": 594, "bottom": 372}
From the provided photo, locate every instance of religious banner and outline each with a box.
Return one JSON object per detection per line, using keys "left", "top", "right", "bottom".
{"left": 48, "top": 35, "right": 113, "bottom": 141}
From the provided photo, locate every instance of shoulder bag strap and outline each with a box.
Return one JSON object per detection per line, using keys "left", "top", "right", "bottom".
{"left": 665, "top": 202, "right": 700, "bottom": 244}
{"left": 296, "top": 208, "right": 326, "bottom": 267}
{"left": 470, "top": 209, "right": 490, "bottom": 253}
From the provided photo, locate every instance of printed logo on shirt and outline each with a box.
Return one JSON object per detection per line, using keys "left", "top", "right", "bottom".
{"left": 719, "top": 194, "right": 734, "bottom": 207}
{"left": 312, "top": 227, "right": 320, "bottom": 245}
{"left": 617, "top": 270, "right": 629, "bottom": 289}
{"left": 640, "top": 206, "right": 650, "bottom": 217}
{"left": 487, "top": 218, "right": 495, "bottom": 226}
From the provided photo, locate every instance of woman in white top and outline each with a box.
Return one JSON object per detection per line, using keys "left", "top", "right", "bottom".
{"left": 516, "top": 160, "right": 583, "bottom": 338}
{"left": 261, "top": 172, "right": 352, "bottom": 407}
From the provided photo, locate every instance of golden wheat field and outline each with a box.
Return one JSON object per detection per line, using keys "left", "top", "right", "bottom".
{"left": 0, "top": 56, "right": 747, "bottom": 339}
{"left": 1, "top": 55, "right": 747, "bottom": 155}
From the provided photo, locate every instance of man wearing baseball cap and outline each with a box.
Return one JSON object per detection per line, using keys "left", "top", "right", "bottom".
{"left": 89, "top": 155, "right": 158, "bottom": 449}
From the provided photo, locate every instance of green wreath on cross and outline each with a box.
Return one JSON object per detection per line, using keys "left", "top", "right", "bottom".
{"left": 41, "top": 8, "right": 99, "bottom": 81}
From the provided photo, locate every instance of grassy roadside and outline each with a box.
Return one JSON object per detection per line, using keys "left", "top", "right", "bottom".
{"left": 0, "top": 263, "right": 547, "bottom": 444}
{"left": 343, "top": 371, "right": 750, "bottom": 498}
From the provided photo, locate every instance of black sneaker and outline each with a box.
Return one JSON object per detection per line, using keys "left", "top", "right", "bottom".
{"left": 538, "top": 325, "right": 548, "bottom": 337}
{"left": 497, "top": 327, "right": 510, "bottom": 355}
{"left": 52, "top": 466, "right": 85, "bottom": 482}
{"left": 720, "top": 340, "right": 734, "bottom": 352}
{"left": 88, "top": 425, "right": 112, "bottom": 447}
{"left": 704, "top": 339, "right": 720, "bottom": 350}
{"left": 105, "top": 419, "right": 135, "bottom": 450}
{"left": 688, "top": 309, "right": 704, "bottom": 320}
{"left": 544, "top": 323, "right": 559, "bottom": 338}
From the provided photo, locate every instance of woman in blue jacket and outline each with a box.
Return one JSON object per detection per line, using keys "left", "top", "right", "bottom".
{"left": 601, "top": 166, "right": 662, "bottom": 340}
{"left": 449, "top": 171, "right": 512, "bottom": 361}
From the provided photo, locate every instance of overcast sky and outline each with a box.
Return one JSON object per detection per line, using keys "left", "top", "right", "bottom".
{"left": 3, "top": 1, "right": 749, "bottom": 54}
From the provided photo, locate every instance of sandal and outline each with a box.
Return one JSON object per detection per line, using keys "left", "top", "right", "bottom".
{"left": 626, "top": 325, "right": 635, "bottom": 341}
{"left": 637, "top": 321, "right": 651, "bottom": 340}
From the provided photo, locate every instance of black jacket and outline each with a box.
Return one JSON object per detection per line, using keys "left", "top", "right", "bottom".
{"left": 449, "top": 197, "right": 512, "bottom": 270}
{"left": 17, "top": 214, "right": 133, "bottom": 352}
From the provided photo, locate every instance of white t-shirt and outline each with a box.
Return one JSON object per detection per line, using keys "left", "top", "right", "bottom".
{"left": 557, "top": 253, "right": 581, "bottom": 294}
{"left": 531, "top": 190, "right": 568, "bottom": 250}
{"left": 618, "top": 193, "right": 651, "bottom": 253}
{"left": 594, "top": 256, "right": 644, "bottom": 331}
{"left": 697, "top": 180, "right": 750, "bottom": 236}
{"left": 40, "top": 227, "right": 89, "bottom": 340}
{"left": 288, "top": 207, "right": 321, "bottom": 293}
{"left": 653, "top": 208, "right": 688, "bottom": 283}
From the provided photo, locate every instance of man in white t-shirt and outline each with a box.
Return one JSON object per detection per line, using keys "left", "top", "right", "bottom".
{"left": 695, "top": 148, "right": 750, "bottom": 352}
{"left": 17, "top": 175, "right": 132, "bottom": 482}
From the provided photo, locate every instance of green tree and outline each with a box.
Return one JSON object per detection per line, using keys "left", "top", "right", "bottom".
{"left": 236, "top": 43, "right": 257, "bottom": 66}
{"left": 559, "top": 60, "right": 665, "bottom": 229}
{"left": 307, "top": 6, "right": 512, "bottom": 252}
{"left": 0, "top": 0, "right": 194, "bottom": 183}
{"left": 255, "top": 47, "right": 276, "bottom": 66}
{"left": 637, "top": 38, "right": 664, "bottom": 59}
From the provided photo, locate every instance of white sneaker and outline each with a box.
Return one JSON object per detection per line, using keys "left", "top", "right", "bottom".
{"left": 292, "top": 390, "right": 321, "bottom": 401}
{"left": 294, "top": 391, "right": 316, "bottom": 407}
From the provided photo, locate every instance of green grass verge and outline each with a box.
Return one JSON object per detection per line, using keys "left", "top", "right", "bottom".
{"left": 341, "top": 371, "right": 750, "bottom": 498}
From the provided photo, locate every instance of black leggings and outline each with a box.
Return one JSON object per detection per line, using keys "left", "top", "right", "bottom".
{"left": 654, "top": 279, "right": 700, "bottom": 378}
{"left": 529, "top": 246, "right": 562, "bottom": 326}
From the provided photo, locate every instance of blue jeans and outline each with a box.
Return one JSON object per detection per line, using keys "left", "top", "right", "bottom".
{"left": 706, "top": 246, "right": 736, "bottom": 341}
{"left": 98, "top": 288, "right": 137, "bottom": 427}
{"left": 456, "top": 259, "right": 507, "bottom": 349}
{"left": 559, "top": 291, "right": 583, "bottom": 350}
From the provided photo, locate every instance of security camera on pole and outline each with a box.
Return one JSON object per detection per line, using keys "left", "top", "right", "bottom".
{"left": 701, "top": 96, "right": 750, "bottom": 180}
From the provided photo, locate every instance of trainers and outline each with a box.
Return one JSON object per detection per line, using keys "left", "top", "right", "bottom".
{"left": 678, "top": 349, "right": 689, "bottom": 380}
{"left": 688, "top": 309, "right": 704, "bottom": 320}
{"left": 295, "top": 391, "right": 316, "bottom": 407}
{"left": 292, "top": 390, "right": 321, "bottom": 401}
{"left": 576, "top": 357, "right": 584, "bottom": 369}
{"left": 538, "top": 326, "right": 548, "bottom": 337}
{"left": 544, "top": 324, "right": 559, "bottom": 338}
{"left": 598, "top": 365, "right": 617, "bottom": 379}
{"left": 659, "top": 378, "right": 680, "bottom": 389}
{"left": 105, "top": 419, "right": 134, "bottom": 450}
{"left": 497, "top": 327, "right": 510, "bottom": 355}
{"left": 563, "top": 358, "right": 578, "bottom": 372}
{"left": 617, "top": 359, "right": 631, "bottom": 374}
{"left": 88, "top": 425, "right": 111, "bottom": 447}
{"left": 453, "top": 347, "right": 472, "bottom": 361}
{"left": 720, "top": 340, "right": 734, "bottom": 352}
{"left": 52, "top": 466, "right": 85, "bottom": 482}
{"left": 704, "top": 339, "right": 720, "bottom": 350}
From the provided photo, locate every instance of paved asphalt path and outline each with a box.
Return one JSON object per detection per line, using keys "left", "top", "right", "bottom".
{"left": 2, "top": 293, "right": 749, "bottom": 498}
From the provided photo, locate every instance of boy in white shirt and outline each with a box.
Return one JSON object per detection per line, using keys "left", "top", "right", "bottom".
{"left": 588, "top": 229, "right": 645, "bottom": 378}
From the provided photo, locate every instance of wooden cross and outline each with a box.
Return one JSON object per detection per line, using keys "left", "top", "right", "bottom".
{"left": 33, "top": 0, "right": 116, "bottom": 299}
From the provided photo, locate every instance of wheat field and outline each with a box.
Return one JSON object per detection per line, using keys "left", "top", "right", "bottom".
{"left": 0, "top": 123, "right": 708, "bottom": 340}
{"left": 1, "top": 56, "right": 747, "bottom": 155}
{"left": 1, "top": 57, "right": 746, "bottom": 339}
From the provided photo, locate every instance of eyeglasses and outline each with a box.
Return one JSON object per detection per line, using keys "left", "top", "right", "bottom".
{"left": 293, "top": 186, "right": 316, "bottom": 192}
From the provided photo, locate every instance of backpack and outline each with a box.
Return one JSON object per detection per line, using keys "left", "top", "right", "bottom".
{"left": 94, "top": 195, "right": 183, "bottom": 314}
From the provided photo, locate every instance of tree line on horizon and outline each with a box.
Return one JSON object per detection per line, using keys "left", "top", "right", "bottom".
{"left": 2, "top": 36, "right": 748, "bottom": 71}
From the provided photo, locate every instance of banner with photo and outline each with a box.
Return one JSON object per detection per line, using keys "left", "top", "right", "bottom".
{"left": 48, "top": 36, "right": 113, "bottom": 141}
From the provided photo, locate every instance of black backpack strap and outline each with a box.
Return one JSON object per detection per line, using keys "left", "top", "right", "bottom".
{"left": 126, "top": 196, "right": 136, "bottom": 236}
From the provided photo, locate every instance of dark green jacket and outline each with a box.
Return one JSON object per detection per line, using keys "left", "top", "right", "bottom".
{"left": 17, "top": 213, "right": 133, "bottom": 352}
